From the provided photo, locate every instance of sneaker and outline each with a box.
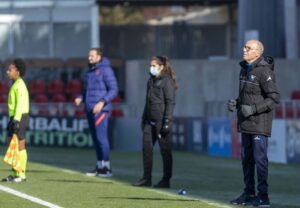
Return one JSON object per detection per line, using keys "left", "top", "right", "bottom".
{"left": 96, "top": 167, "right": 113, "bottom": 177}
{"left": 153, "top": 179, "right": 170, "bottom": 188}
{"left": 85, "top": 167, "right": 99, "bottom": 176}
{"left": 13, "top": 176, "right": 26, "bottom": 183}
{"left": 253, "top": 196, "right": 270, "bottom": 208}
{"left": 132, "top": 178, "right": 152, "bottom": 187}
{"left": 230, "top": 193, "right": 256, "bottom": 205}
{"left": 2, "top": 175, "right": 15, "bottom": 182}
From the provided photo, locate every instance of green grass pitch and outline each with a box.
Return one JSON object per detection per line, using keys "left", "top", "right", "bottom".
{"left": 0, "top": 147, "right": 299, "bottom": 208}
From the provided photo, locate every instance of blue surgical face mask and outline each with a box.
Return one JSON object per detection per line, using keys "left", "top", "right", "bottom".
{"left": 150, "top": 66, "right": 159, "bottom": 76}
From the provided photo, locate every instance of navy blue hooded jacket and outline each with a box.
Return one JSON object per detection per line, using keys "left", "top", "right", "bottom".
{"left": 82, "top": 57, "right": 118, "bottom": 112}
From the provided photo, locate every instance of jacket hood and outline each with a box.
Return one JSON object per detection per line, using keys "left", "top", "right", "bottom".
{"left": 256, "top": 56, "right": 274, "bottom": 71}
{"left": 150, "top": 73, "right": 171, "bottom": 81}
{"left": 96, "top": 57, "right": 111, "bottom": 68}
{"left": 160, "top": 73, "right": 171, "bottom": 79}
{"left": 240, "top": 56, "right": 274, "bottom": 71}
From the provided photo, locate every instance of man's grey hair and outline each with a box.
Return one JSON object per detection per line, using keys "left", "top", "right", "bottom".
{"left": 255, "top": 40, "right": 264, "bottom": 55}
{"left": 246, "top": 39, "right": 264, "bottom": 55}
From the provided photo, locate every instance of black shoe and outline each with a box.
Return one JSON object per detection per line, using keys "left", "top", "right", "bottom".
{"left": 96, "top": 167, "right": 113, "bottom": 177}
{"left": 253, "top": 196, "right": 270, "bottom": 208}
{"left": 230, "top": 193, "right": 256, "bottom": 205}
{"left": 2, "top": 175, "right": 15, "bottom": 182}
{"left": 153, "top": 179, "right": 170, "bottom": 188}
{"left": 85, "top": 167, "right": 99, "bottom": 176}
{"left": 132, "top": 178, "right": 152, "bottom": 187}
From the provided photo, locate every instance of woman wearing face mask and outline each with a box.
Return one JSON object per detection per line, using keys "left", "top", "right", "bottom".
{"left": 133, "top": 56, "right": 178, "bottom": 188}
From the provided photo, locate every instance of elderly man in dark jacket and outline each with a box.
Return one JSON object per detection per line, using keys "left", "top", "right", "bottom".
{"left": 75, "top": 48, "right": 118, "bottom": 177}
{"left": 228, "top": 40, "right": 280, "bottom": 208}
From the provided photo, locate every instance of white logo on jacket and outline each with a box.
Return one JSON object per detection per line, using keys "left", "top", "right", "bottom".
{"left": 249, "top": 75, "right": 256, "bottom": 81}
{"left": 254, "top": 136, "right": 260, "bottom": 141}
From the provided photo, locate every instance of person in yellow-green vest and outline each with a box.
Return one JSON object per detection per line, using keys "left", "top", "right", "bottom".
{"left": 2, "top": 58, "right": 30, "bottom": 183}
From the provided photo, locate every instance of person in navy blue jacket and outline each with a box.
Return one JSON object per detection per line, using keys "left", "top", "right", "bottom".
{"left": 75, "top": 48, "right": 118, "bottom": 177}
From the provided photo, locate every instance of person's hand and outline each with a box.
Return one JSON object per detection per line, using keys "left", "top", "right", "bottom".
{"left": 160, "top": 119, "right": 172, "bottom": 136}
{"left": 11, "top": 120, "right": 20, "bottom": 134}
{"left": 227, "top": 99, "right": 237, "bottom": 112}
{"left": 240, "top": 105, "right": 256, "bottom": 117}
{"left": 93, "top": 101, "right": 105, "bottom": 114}
{"left": 74, "top": 97, "right": 82, "bottom": 106}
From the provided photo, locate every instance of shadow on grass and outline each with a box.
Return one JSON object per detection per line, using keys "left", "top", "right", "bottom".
{"left": 97, "top": 196, "right": 198, "bottom": 202}
{"left": 2, "top": 147, "right": 298, "bottom": 208}
{"left": 27, "top": 169, "right": 62, "bottom": 173}
{"left": 44, "top": 179, "right": 113, "bottom": 184}
{"left": 0, "top": 168, "right": 59, "bottom": 174}
{"left": 4, "top": 147, "right": 239, "bottom": 206}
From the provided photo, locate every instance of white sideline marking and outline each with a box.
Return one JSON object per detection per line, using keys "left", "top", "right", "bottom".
{"left": 61, "top": 169, "right": 76, "bottom": 174}
{"left": 0, "top": 184, "right": 63, "bottom": 208}
{"left": 149, "top": 189, "right": 234, "bottom": 208}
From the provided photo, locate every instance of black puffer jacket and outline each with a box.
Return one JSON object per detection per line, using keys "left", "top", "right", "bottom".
{"left": 237, "top": 56, "right": 280, "bottom": 136}
{"left": 142, "top": 74, "right": 176, "bottom": 123}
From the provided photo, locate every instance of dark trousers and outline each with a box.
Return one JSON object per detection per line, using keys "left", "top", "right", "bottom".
{"left": 87, "top": 111, "right": 110, "bottom": 161}
{"left": 142, "top": 124, "right": 173, "bottom": 181}
{"left": 241, "top": 133, "right": 268, "bottom": 197}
